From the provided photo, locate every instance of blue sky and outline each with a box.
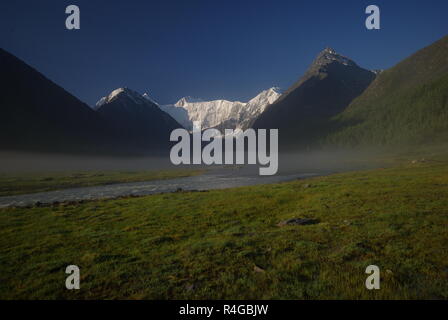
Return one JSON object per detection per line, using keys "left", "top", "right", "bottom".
{"left": 1, "top": 0, "right": 447, "bottom": 106}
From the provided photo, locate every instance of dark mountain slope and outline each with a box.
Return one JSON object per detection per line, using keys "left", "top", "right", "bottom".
{"left": 0, "top": 48, "right": 117, "bottom": 153}
{"left": 252, "top": 48, "right": 376, "bottom": 149}
{"left": 324, "top": 35, "right": 448, "bottom": 147}
{"left": 95, "top": 88, "right": 183, "bottom": 153}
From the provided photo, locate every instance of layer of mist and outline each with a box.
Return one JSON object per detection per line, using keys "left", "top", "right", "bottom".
{"left": 0, "top": 149, "right": 387, "bottom": 176}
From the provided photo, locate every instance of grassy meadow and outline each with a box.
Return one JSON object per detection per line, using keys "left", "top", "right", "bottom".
{"left": 0, "top": 156, "right": 447, "bottom": 299}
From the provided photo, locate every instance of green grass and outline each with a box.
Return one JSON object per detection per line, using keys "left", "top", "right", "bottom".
{"left": 0, "top": 169, "right": 204, "bottom": 197}
{"left": 0, "top": 161, "right": 447, "bottom": 299}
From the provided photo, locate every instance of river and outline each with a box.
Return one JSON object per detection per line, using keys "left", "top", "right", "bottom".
{"left": 0, "top": 168, "right": 318, "bottom": 208}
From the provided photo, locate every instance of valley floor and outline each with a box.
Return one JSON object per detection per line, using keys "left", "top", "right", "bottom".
{"left": 0, "top": 160, "right": 447, "bottom": 299}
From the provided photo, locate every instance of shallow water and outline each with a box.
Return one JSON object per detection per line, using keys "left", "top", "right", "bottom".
{"left": 0, "top": 168, "right": 318, "bottom": 208}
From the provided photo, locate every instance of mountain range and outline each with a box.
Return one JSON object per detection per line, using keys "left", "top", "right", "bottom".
{"left": 160, "top": 87, "right": 282, "bottom": 132}
{"left": 0, "top": 48, "right": 184, "bottom": 154}
{"left": 1, "top": 34, "right": 447, "bottom": 155}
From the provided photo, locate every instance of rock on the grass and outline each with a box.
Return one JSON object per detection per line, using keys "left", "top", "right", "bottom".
{"left": 277, "top": 218, "right": 319, "bottom": 227}
{"left": 253, "top": 265, "right": 266, "bottom": 273}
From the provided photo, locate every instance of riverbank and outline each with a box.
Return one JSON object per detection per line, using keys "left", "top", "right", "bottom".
{"left": 0, "top": 169, "right": 205, "bottom": 197}
{"left": 0, "top": 169, "right": 317, "bottom": 208}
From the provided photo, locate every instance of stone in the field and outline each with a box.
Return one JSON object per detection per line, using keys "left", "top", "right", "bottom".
{"left": 277, "top": 218, "right": 319, "bottom": 227}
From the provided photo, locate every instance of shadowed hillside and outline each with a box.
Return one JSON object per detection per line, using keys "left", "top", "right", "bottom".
{"left": 324, "top": 35, "right": 448, "bottom": 147}
{"left": 253, "top": 48, "right": 376, "bottom": 150}
{"left": 0, "top": 48, "right": 118, "bottom": 154}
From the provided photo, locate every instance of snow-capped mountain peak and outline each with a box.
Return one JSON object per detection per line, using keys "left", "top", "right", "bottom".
{"left": 313, "top": 47, "right": 358, "bottom": 67}
{"left": 160, "top": 87, "right": 282, "bottom": 131}
{"left": 247, "top": 87, "right": 283, "bottom": 106}
{"left": 95, "top": 87, "right": 150, "bottom": 109}
{"left": 176, "top": 96, "right": 204, "bottom": 107}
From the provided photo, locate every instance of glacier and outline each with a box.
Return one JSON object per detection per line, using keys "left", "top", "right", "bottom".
{"left": 160, "top": 87, "right": 282, "bottom": 131}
